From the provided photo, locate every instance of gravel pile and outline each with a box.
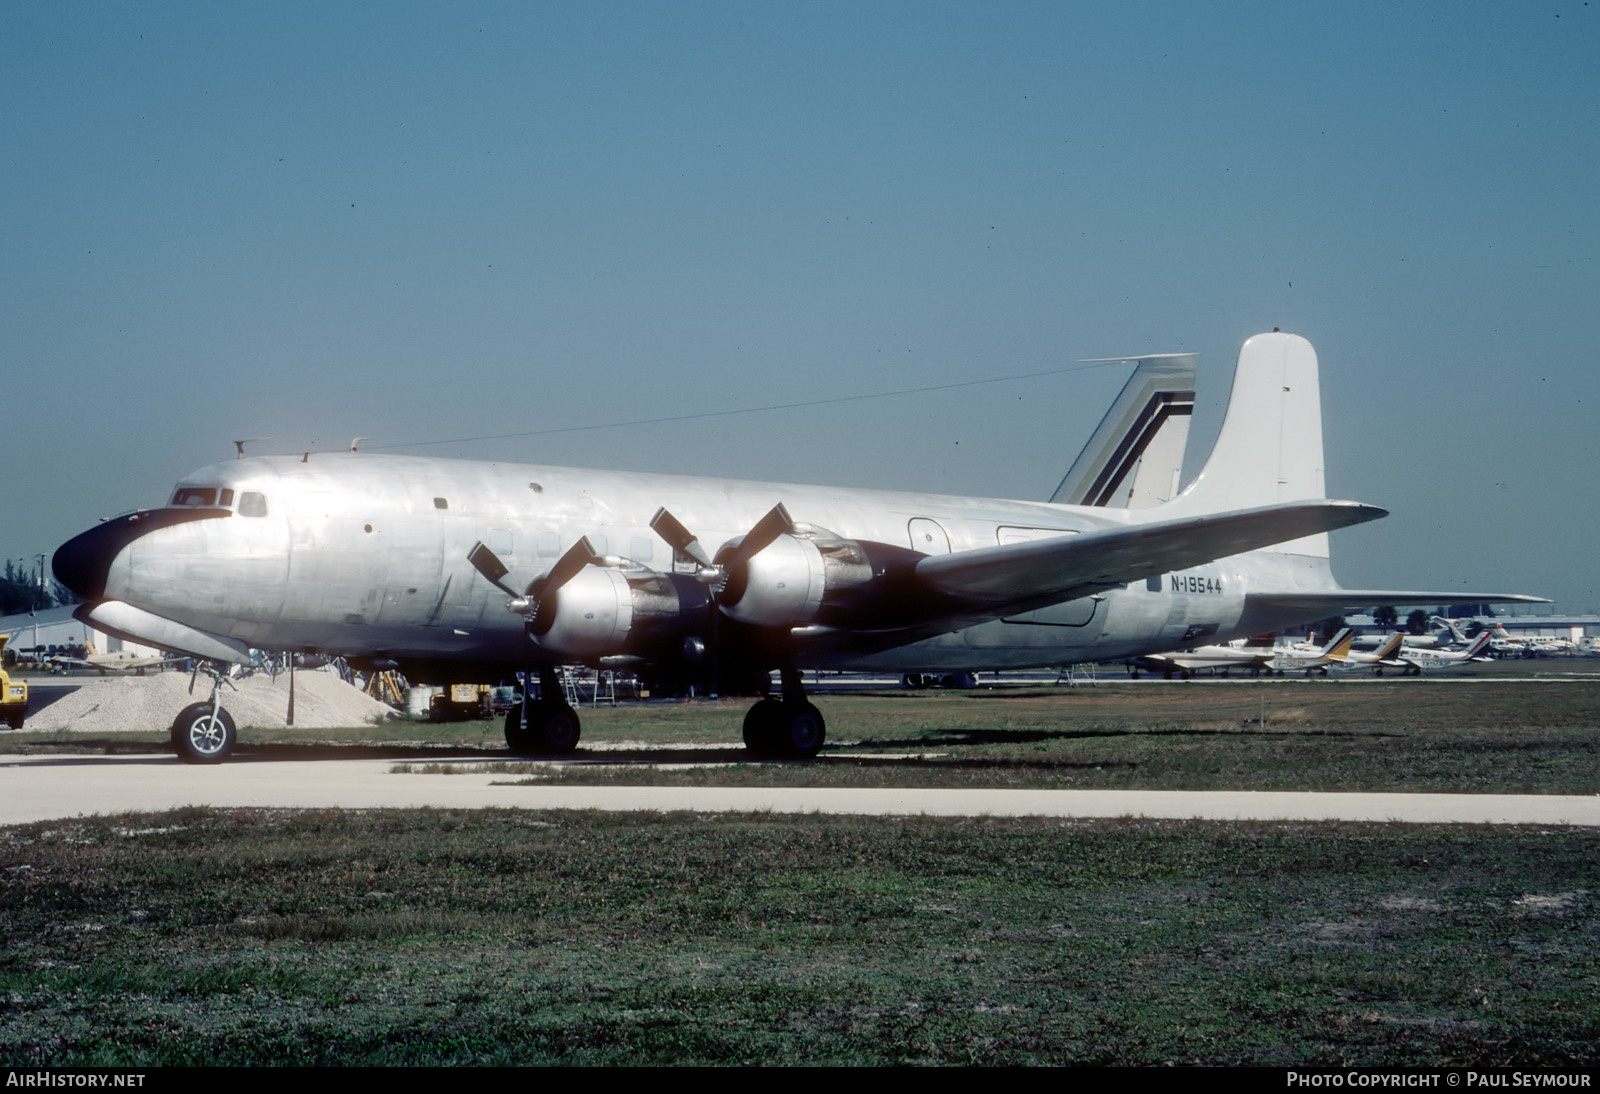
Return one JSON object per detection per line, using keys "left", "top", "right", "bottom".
{"left": 21, "top": 670, "right": 396, "bottom": 733}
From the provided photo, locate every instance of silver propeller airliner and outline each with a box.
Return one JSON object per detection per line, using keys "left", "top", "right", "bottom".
{"left": 53, "top": 332, "right": 1540, "bottom": 763}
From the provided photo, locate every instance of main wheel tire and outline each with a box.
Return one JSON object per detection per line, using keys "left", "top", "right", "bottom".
{"left": 537, "top": 702, "right": 581, "bottom": 753}
{"left": 504, "top": 702, "right": 533, "bottom": 753}
{"left": 171, "top": 702, "right": 236, "bottom": 764}
{"left": 505, "top": 701, "right": 581, "bottom": 754}
{"left": 742, "top": 697, "right": 784, "bottom": 757}
{"left": 776, "top": 701, "right": 826, "bottom": 758}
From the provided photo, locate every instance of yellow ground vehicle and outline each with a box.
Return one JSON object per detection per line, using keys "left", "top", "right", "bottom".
{"left": 1, "top": 635, "right": 27, "bottom": 729}
{"left": 427, "top": 683, "right": 520, "bottom": 721}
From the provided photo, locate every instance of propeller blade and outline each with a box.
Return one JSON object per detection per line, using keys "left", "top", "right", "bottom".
{"left": 526, "top": 536, "right": 600, "bottom": 637}
{"left": 722, "top": 503, "right": 795, "bottom": 571}
{"left": 531, "top": 535, "right": 599, "bottom": 597}
{"left": 467, "top": 541, "right": 519, "bottom": 597}
{"left": 650, "top": 508, "right": 714, "bottom": 568}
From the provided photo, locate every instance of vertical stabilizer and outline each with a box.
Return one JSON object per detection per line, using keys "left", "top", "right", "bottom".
{"left": 1051, "top": 353, "right": 1196, "bottom": 507}
{"left": 1161, "top": 332, "right": 1328, "bottom": 557}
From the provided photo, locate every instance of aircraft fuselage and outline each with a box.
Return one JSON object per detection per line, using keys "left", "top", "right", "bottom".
{"left": 55, "top": 451, "right": 1326, "bottom": 684}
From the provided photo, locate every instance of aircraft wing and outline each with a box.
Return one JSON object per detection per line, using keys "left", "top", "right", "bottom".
{"left": 913, "top": 500, "right": 1386, "bottom": 612}
{"left": 47, "top": 653, "right": 186, "bottom": 672}
{"left": 1246, "top": 589, "right": 1550, "bottom": 616}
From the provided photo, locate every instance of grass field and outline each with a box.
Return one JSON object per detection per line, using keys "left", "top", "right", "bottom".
{"left": 6, "top": 674, "right": 1599, "bottom": 794}
{"left": 2, "top": 809, "right": 1597, "bottom": 1066}
{"left": 2, "top": 675, "right": 1598, "bottom": 1065}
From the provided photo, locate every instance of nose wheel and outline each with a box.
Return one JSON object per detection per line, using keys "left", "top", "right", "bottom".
{"left": 171, "top": 661, "right": 238, "bottom": 763}
{"left": 171, "top": 701, "right": 236, "bottom": 764}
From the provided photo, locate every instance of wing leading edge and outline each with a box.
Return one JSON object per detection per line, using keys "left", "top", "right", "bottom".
{"left": 914, "top": 499, "right": 1387, "bottom": 614}
{"left": 1247, "top": 589, "right": 1550, "bottom": 616}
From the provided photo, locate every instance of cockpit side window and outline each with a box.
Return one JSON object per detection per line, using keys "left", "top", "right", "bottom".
{"left": 219, "top": 489, "right": 235, "bottom": 508}
{"left": 239, "top": 492, "right": 268, "bottom": 518}
{"left": 170, "top": 487, "right": 217, "bottom": 508}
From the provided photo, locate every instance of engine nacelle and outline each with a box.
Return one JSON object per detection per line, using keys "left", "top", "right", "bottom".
{"left": 528, "top": 564, "right": 707, "bottom": 659}
{"left": 718, "top": 527, "right": 873, "bottom": 628}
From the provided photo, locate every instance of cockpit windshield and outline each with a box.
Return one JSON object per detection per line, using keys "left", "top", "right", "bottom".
{"left": 170, "top": 487, "right": 218, "bottom": 508}
{"left": 169, "top": 487, "right": 243, "bottom": 509}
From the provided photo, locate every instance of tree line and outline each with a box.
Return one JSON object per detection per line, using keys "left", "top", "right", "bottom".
{"left": 1, "top": 561, "right": 60, "bottom": 615}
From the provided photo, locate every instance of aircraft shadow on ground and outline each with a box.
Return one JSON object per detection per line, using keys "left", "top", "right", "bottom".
{"left": 7, "top": 723, "right": 1400, "bottom": 767}
{"left": 866, "top": 725, "right": 1402, "bottom": 747}
{"left": 9, "top": 742, "right": 756, "bottom": 767}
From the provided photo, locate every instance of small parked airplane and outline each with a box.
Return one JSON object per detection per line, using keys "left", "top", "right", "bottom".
{"left": 47, "top": 642, "right": 186, "bottom": 676}
{"left": 1394, "top": 630, "right": 1494, "bottom": 673}
{"left": 1337, "top": 631, "right": 1410, "bottom": 675}
{"left": 1436, "top": 617, "right": 1572, "bottom": 658}
{"left": 1490, "top": 623, "right": 1573, "bottom": 657}
{"left": 1266, "top": 627, "right": 1357, "bottom": 676}
{"left": 1128, "top": 633, "right": 1277, "bottom": 679}
{"left": 52, "top": 331, "right": 1543, "bottom": 763}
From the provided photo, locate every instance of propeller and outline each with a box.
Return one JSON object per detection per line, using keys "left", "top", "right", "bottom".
{"left": 651, "top": 502, "right": 797, "bottom": 611}
{"left": 719, "top": 503, "right": 796, "bottom": 573}
{"left": 652, "top": 503, "right": 794, "bottom": 579}
{"left": 527, "top": 536, "right": 599, "bottom": 599}
{"left": 649, "top": 508, "right": 714, "bottom": 569}
{"left": 467, "top": 540, "right": 519, "bottom": 596}
{"left": 469, "top": 536, "right": 600, "bottom": 630}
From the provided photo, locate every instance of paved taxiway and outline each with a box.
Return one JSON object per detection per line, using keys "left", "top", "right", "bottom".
{"left": 3, "top": 753, "right": 1597, "bottom": 827}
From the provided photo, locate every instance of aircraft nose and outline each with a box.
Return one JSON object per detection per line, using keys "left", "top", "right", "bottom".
{"left": 53, "top": 507, "right": 233, "bottom": 601}
{"left": 54, "top": 519, "right": 131, "bottom": 601}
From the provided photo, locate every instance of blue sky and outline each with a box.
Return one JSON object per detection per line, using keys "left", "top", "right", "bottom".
{"left": 4, "top": 1, "right": 1596, "bottom": 609}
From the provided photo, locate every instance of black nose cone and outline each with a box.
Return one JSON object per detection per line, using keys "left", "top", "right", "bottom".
{"left": 54, "top": 507, "right": 233, "bottom": 601}
{"left": 53, "top": 521, "right": 124, "bottom": 601}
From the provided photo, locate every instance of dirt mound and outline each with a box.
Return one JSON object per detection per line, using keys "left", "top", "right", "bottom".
{"left": 22, "top": 670, "right": 395, "bottom": 733}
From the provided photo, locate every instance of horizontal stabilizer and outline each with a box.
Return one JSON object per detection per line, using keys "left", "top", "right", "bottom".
{"left": 915, "top": 499, "right": 1386, "bottom": 609}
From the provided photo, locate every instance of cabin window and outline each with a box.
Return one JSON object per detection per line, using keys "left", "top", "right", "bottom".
{"left": 433, "top": 497, "right": 448, "bottom": 509}
{"left": 535, "top": 532, "right": 560, "bottom": 558}
{"left": 239, "top": 492, "right": 268, "bottom": 518}
{"left": 170, "top": 487, "right": 217, "bottom": 507}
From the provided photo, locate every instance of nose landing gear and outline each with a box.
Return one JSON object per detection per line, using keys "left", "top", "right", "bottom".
{"left": 172, "top": 663, "right": 237, "bottom": 764}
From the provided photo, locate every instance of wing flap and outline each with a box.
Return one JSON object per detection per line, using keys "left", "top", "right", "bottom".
{"left": 914, "top": 500, "right": 1386, "bottom": 608}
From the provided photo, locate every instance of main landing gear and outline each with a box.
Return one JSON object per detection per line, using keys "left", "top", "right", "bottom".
{"left": 172, "top": 662, "right": 236, "bottom": 764}
{"left": 741, "top": 667, "right": 826, "bottom": 759}
{"left": 504, "top": 666, "right": 582, "bottom": 755}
